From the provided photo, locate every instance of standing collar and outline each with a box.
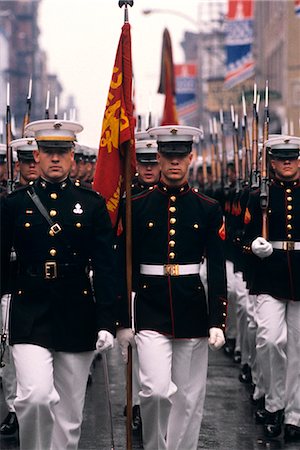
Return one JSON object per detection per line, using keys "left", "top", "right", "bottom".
{"left": 273, "top": 178, "right": 300, "bottom": 188}
{"left": 34, "top": 176, "right": 71, "bottom": 191}
{"left": 157, "top": 180, "right": 190, "bottom": 195}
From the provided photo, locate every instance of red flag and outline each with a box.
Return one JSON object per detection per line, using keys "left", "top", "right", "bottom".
{"left": 93, "top": 23, "right": 135, "bottom": 228}
{"left": 158, "top": 28, "right": 179, "bottom": 126}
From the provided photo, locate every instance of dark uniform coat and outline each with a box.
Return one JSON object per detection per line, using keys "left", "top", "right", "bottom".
{"left": 243, "top": 178, "right": 300, "bottom": 301}
{"left": 1, "top": 177, "right": 116, "bottom": 352}
{"left": 120, "top": 181, "right": 227, "bottom": 338}
{"left": 131, "top": 180, "right": 157, "bottom": 196}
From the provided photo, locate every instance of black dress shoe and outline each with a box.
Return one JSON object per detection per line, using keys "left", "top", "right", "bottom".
{"left": 284, "top": 424, "right": 300, "bottom": 442}
{"left": 0, "top": 412, "right": 19, "bottom": 436}
{"left": 264, "top": 409, "right": 284, "bottom": 438}
{"left": 254, "top": 397, "right": 266, "bottom": 423}
{"left": 233, "top": 350, "right": 241, "bottom": 364}
{"left": 255, "top": 408, "right": 267, "bottom": 424}
{"left": 132, "top": 405, "right": 142, "bottom": 434}
{"left": 239, "top": 364, "right": 252, "bottom": 383}
{"left": 223, "top": 338, "right": 236, "bottom": 357}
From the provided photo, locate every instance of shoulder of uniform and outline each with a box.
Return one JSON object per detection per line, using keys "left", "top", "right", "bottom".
{"left": 7, "top": 184, "right": 28, "bottom": 197}
{"left": 191, "top": 188, "right": 219, "bottom": 205}
{"left": 72, "top": 179, "right": 99, "bottom": 196}
{"left": 132, "top": 185, "right": 156, "bottom": 201}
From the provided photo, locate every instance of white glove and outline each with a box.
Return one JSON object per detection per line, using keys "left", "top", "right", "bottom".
{"left": 96, "top": 330, "right": 114, "bottom": 353}
{"left": 251, "top": 237, "right": 273, "bottom": 259}
{"left": 208, "top": 327, "right": 225, "bottom": 351}
{"left": 116, "top": 328, "right": 136, "bottom": 363}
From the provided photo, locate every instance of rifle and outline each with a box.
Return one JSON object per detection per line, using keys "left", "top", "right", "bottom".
{"left": 45, "top": 89, "right": 50, "bottom": 119}
{"left": 22, "top": 77, "right": 32, "bottom": 136}
{"left": 213, "top": 117, "right": 221, "bottom": 190}
{"left": 136, "top": 115, "right": 142, "bottom": 132}
{"left": 231, "top": 105, "right": 241, "bottom": 193}
{"left": 220, "top": 109, "right": 229, "bottom": 191}
{"left": 201, "top": 135, "right": 208, "bottom": 190}
{"left": 251, "top": 84, "right": 260, "bottom": 188}
{"left": 147, "top": 111, "right": 152, "bottom": 130}
{"left": 54, "top": 95, "right": 58, "bottom": 120}
{"left": 6, "top": 83, "right": 14, "bottom": 194}
{"left": 1, "top": 83, "right": 14, "bottom": 367}
{"left": 209, "top": 119, "right": 217, "bottom": 189}
{"left": 242, "top": 92, "right": 251, "bottom": 185}
{"left": 260, "top": 81, "right": 269, "bottom": 239}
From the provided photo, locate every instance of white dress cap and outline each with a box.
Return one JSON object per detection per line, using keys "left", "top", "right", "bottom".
{"left": 135, "top": 131, "right": 156, "bottom": 141}
{"left": 24, "top": 119, "right": 83, "bottom": 142}
{"left": 136, "top": 140, "right": 158, "bottom": 155}
{"left": 265, "top": 135, "right": 300, "bottom": 150}
{"left": 9, "top": 137, "right": 38, "bottom": 151}
{"left": 148, "top": 125, "right": 203, "bottom": 142}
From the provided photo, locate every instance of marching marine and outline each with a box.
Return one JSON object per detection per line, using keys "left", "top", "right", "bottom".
{"left": 117, "top": 125, "right": 227, "bottom": 450}
{"left": 243, "top": 135, "right": 300, "bottom": 442}
{"left": 131, "top": 131, "right": 160, "bottom": 194}
{"left": 0, "top": 137, "right": 40, "bottom": 437}
{"left": 0, "top": 119, "right": 116, "bottom": 450}
{"left": 120, "top": 131, "right": 160, "bottom": 435}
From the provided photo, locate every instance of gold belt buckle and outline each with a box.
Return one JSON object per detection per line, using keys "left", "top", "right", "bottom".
{"left": 50, "top": 223, "right": 61, "bottom": 235}
{"left": 164, "top": 264, "right": 179, "bottom": 276}
{"left": 283, "top": 241, "right": 294, "bottom": 251}
{"left": 45, "top": 261, "right": 57, "bottom": 279}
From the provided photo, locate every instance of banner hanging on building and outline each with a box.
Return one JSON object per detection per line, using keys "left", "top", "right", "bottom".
{"left": 224, "top": 0, "right": 255, "bottom": 89}
{"left": 295, "top": 0, "right": 300, "bottom": 17}
{"left": 175, "top": 64, "right": 198, "bottom": 125}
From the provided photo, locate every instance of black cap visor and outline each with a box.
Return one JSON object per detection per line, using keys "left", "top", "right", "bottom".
{"left": 37, "top": 141, "right": 74, "bottom": 154}
{"left": 158, "top": 141, "right": 193, "bottom": 155}
{"left": 269, "top": 149, "right": 299, "bottom": 160}
{"left": 136, "top": 153, "right": 158, "bottom": 164}
{"left": 17, "top": 151, "right": 35, "bottom": 162}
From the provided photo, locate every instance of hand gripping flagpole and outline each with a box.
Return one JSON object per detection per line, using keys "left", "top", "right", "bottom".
{"left": 118, "top": 3, "right": 134, "bottom": 450}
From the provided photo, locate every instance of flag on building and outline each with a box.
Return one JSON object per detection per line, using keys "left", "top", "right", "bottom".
{"left": 93, "top": 23, "right": 135, "bottom": 228}
{"left": 224, "top": 0, "right": 255, "bottom": 89}
{"left": 295, "top": 0, "right": 300, "bottom": 17}
{"left": 175, "top": 64, "right": 198, "bottom": 125}
{"left": 158, "top": 28, "right": 179, "bottom": 125}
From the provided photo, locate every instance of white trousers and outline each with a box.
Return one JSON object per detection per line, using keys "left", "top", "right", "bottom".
{"left": 12, "top": 344, "right": 94, "bottom": 450}
{"left": 1, "top": 294, "right": 17, "bottom": 412}
{"left": 235, "top": 271, "right": 250, "bottom": 364}
{"left": 256, "top": 294, "right": 300, "bottom": 425}
{"left": 225, "top": 261, "right": 238, "bottom": 345}
{"left": 136, "top": 330, "right": 208, "bottom": 450}
{"left": 132, "top": 345, "right": 141, "bottom": 406}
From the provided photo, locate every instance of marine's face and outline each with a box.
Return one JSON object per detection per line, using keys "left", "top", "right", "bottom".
{"left": 18, "top": 159, "right": 40, "bottom": 184}
{"left": 70, "top": 159, "right": 79, "bottom": 178}
{"left": 34, "top": 147, "right": 74, "bottom": 182}
{"left": 271, "top": 157, "right": 299, "bottom": 181}
{"left": 77, "top": 160, "right": 87, "bottom": 180}
{"left": 136, "top": 161, "right": 160, "bottom": 185}
{"left": 157, "top": 152, "right": 193, "bottom": 186}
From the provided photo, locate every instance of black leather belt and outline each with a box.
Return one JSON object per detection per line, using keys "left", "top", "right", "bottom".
{"left": 19, "top": 262, "right": 89, "bottom": 280}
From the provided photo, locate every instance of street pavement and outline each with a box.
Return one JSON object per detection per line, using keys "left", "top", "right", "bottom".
{"left": 1, "top": 345, "right": 299, "bottom": 450}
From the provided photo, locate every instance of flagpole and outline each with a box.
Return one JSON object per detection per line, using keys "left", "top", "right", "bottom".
{"left": 118, "top": 3, "right": 134, "bottom": 449}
